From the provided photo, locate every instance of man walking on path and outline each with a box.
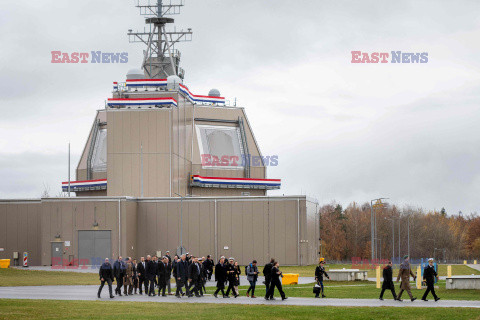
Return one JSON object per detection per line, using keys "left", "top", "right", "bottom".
{"left": 175, "top": 254, "right": 189, "bottom": 298}
{"left": 113, "top": 256, "right": 125, "bottom": 296}
{"left": 246, "top": 260, "right": 259, "bottom": 298}
{"left": 214, "top": 256, "right": 228, "bottom": 298}
{"left": 422, "top": 258, "right": 440, "bottom": 302}
{"left": 379, "top": 261, "right": 397, "bottom": 300}
{"left": 97, "top": 258, "right": 115, "bottom": 299}
{"left": 396, "top": 255, "right": 417, "bottom": 302}
{"left": 263, "top": 258, "right": 275, "bottom": 300}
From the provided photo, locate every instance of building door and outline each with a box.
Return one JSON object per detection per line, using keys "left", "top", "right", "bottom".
{"left": 78, "top": 230, "right": 111, "bottom": 265}
{"left": 51, "top": 242, "right": 63, "bottom": 264}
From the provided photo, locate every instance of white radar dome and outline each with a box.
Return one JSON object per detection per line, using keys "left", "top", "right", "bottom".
{"left": 126, "top": 68, "right": 145, "bottom": 80}
{"left": 208, "top": 88, "right": 221, "bottom": 97}
{"left": 167, "top": 75, "right": 183, "bottom": 91}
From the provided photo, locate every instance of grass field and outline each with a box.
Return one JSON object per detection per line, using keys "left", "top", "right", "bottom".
{"left": 210, "top": 280, "right": 480, "bottom": 301}
{"left": 1, "top": 268, "right": 479, "bottom": 301}
{"left": 0, "top": 299, "right": 479, "bottom": 320}
{"left": 280, "top": 264, "right": 480, "bottom": 278}
{"left": 0, "top": 264, "right": 479, "bottom": 287}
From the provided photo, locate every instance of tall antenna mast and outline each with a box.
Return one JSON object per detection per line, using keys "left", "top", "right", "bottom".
{"left": 128, "top": 0, "right": 192, "bottom": 79}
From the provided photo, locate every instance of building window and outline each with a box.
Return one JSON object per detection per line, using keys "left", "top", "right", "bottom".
{"left": 196, "top": 125, "right": 244, "bottom": 169}
{"left": 91, "top": 129, "right": 107, "bottom": 172}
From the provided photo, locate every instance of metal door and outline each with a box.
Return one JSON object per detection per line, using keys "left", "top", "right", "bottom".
{"left": 51, "top": 242, "right": 63, "bottom": 261}
{"left": 78, "top": 230, "right": 111, "bottom": 265}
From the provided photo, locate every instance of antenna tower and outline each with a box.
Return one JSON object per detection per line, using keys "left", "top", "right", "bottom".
{"left": 128, "top": 0, "right": 192, "bottom": 79}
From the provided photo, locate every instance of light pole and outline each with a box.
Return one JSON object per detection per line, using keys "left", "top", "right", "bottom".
{"left": 370, "top": 198, "right": 389, "bottom": 261}
{"left": 385, "top": 217, "right": 395, "bottom": 264}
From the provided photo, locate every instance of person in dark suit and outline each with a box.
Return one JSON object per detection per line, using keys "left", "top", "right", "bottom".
{"left": 198, "top": 257, "right": 206, "bottom": 296}
{"left": 422, "top": 258, "right": 440, "bottom": 302}
{"left": 266, "top": 261, "right": 287, "bottom": 300}
{"left": 145, "top": 255, "right": 157, "bottom": 296}
{"left": 137, "top": 257, "right": 147, "bottom": 295}
{"left": 97, "top": 258, "right": 115, "bottom": 299}
{"left": 175, "top": 254, "right": 189, "bottom": 297}
{"left": 214, "top": 256, "right": 228, "bottom": 298}
{"left": 314, "top": 258, "right": 330, "bottom": 298}
{"left": 188, "top": 257, "right": 201, "bottom": 297}
{"left": 113, "top": 256, "right": 125, "bottom": 296}
{"left": 225, "top": 258, "right": 238, "bottom": 298}
{"left": 263, "top": 258, "right": 275, "bottom": 300}
{"left": 165, "top": 255, "right": 173, "bottom": 295}
{"left": 157, "top": 256, "right": 167, "bottom": 296}
{"left": 132, "top": 259, "right": 138, "bottom": 294}
{"left": 379, "top": 261, "right": 397, "bottom": 300}
{"left": 203, "top": 255, "right": 214, "bottom": 281}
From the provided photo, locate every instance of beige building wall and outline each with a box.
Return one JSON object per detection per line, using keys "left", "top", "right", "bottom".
{"left": 0, "top": 196, "right": 318, "bottom": 266}
{"left": 0, "top": 200, "right": 41, "bottom": 266}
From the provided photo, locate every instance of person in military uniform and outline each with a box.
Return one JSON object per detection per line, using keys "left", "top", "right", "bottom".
{"left": 314, "top": 258, "right": 330, "bottom": 298}
{"left": 97, "top": 258, "right": 115, "bottom": 299}
{"left": 422, "top": 258, "right": 440, "bottom": 301}
{"left": 396, "top": 255, "right": 417, "bottom": 302}
{"left": 123, "top": 257, "right": 134, "bottom": 295}
{"left": 379, "top": 261, "right": 397, "bottom": 300}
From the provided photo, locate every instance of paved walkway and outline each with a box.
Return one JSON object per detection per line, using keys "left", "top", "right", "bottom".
{"left": 467, "top": 264, "right": 480, "bottom": 272}
{"left": 0, "top": 285, "right": 478, "bottom": 308}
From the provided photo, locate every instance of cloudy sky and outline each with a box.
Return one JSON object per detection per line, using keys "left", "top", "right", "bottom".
{"left": 1, "top": 0, "right": 479, "bottom": 214}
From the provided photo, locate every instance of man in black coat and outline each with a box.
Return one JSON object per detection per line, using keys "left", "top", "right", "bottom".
{"left": 422, "top": 258, "right": 440, "bottom": 301}
{"left": 214, "top": 256, "right": 228, "bottom": 298}
{"left": 157, "top": 257, "right": 167, "bottom": 296}
{"left": 225, "top": 258, "right": 238, "bottom": 298}
{"left": 113, "top": 256, "right": 126, "bottom": 296}
{"left": 203, "top": 255, "right": 214, "bottom": 281}
{"left": 137, "top": 257, "right": 147, "bottom": 295}
{"left": 145, "top": 255, "right": 157, "bottom": 296}
{"left": 175, "top": 254, "right": 189, "bottom": 297}
{"left": 263, "top": 258, "right": 275, "bottom": 299}
{"left": 97, "top": 258, "right": 115, "bottom": 299}
{"left": 266, "top": 261, "right": 287, "bottom": 300}
{"left": 188, "top": 257, "right": 201, "bottom": 297}
{"left": 165, "top": 255, "right": 173, "bottom": 295}
{"left": 379, "top": 261, "right": 397, "bottom": 300}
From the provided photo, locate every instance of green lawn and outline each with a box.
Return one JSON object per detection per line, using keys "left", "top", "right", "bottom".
{"left": 0, "top": 268, "right": 99, "bottom": 287}
{"left": 0, "top": 300, "right": 479, "bottom": 320}
{"left": 205, "top": 280, "right": 480, "bottom": 301}
{"left": 279, "top": 264, "right": 480, "bottom": 278}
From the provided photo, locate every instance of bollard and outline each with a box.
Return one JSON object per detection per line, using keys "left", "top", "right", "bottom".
{"left": 475, "top": 260, "right": 478, "bottom": 265}
{"left": 376, "top": 266, "right": 381, "bottom": 289}
{"left": 447, "top": 265, "right": 452, "bottom": 278}
{"left": 464, "top": 260, "right": 467, "bottom": 265}
{"left": 416, "top": 266, "right": 422, "bottom": 289}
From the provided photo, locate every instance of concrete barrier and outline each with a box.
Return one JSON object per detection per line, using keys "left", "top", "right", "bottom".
{"left": 328, "top": 269, "right": 368, "bottom": 281}
{"left": 446, "top": 276, "right": 480, "bottom": 289}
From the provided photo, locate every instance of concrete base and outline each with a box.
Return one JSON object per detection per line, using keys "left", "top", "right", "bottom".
{"left": 446, "top": 276, "right": 480, "bottom": 289}
{"left": 327, "top": 269, "right": 368, "bottom": 281}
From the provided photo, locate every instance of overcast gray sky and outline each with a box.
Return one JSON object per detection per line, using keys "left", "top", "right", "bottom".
{"left": 1, "top": 0, "right": 479, "bottom": 215}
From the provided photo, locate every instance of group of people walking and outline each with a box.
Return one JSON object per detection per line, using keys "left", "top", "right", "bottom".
{"left": 380, "top": 255, "right": 440, "bottom": 302}
{"left": 97, "top": 252, "right": 215, "bottom": 299}
{"left": 99, "top": 253, "right": 441, "bottom": 302}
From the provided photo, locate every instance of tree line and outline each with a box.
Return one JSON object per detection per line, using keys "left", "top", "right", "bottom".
{"left": 319, "top": 202, "right": 480, "bottom": 263}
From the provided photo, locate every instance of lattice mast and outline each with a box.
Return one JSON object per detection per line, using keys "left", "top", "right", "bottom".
{"left": 128, "top": 0, "right": 192, "bottom": 79}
